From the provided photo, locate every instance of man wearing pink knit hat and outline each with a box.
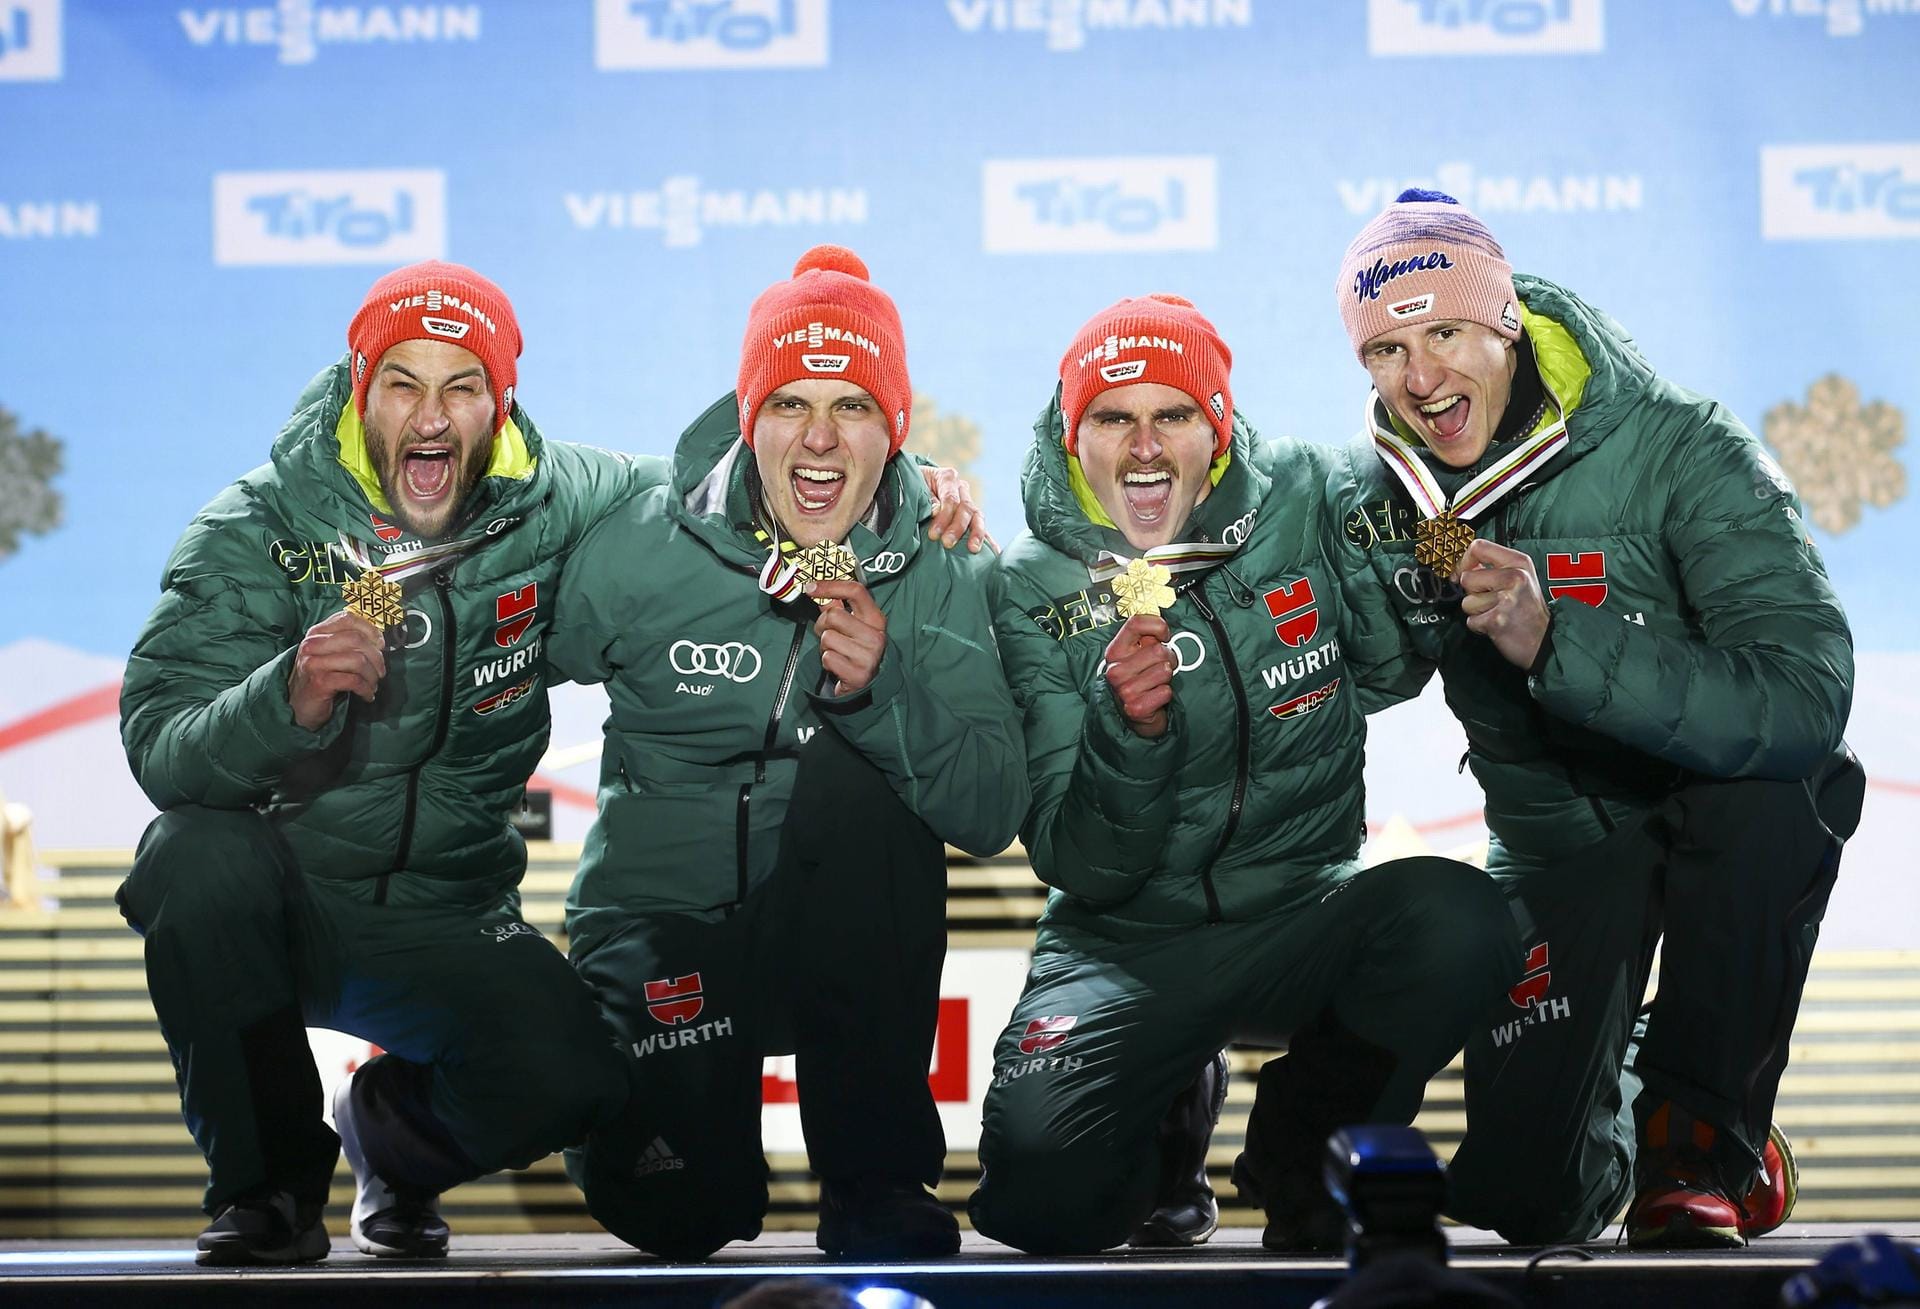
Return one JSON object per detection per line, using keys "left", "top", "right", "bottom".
{"left": 547, "top": 246, "right": 1026, "bottom": 1261}
{"left": 967, "top": 293, "right": 1519, "bottom": 1254}
{"left": 1332, "top": 189, "right": 1864, "bottom": 1249}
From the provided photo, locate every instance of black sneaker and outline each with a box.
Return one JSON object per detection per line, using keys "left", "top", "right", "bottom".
{"left": 1129, "top": 1050, "right": 1230, "bottom": 1248}
{"left": 334, "top": 1077, "right": 449, "bottom": 1258}
{"left": 1231, "top": 1153, "right": 1346, "bottom": 1254}
{"left": 817, "top": 1177, "right": 960, "bottom": 1259}
{"left": 195, "top": 1191, "right": 328, "bottom": 1266}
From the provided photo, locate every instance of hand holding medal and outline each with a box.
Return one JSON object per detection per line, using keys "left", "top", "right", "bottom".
{"left": 1454, "top": 539, "right": 1552, "bottom": 672}
{"left": 1102, "top": 611, "right": 1177, "bottom": 739}
{"left": 287, "top": 603, "right": 391, "bottom": 731}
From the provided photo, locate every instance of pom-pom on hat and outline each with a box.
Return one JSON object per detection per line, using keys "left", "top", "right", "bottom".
{"left": 737, "top": 245, "right": 912, "bottom": 456}
{"left": 348, "top": 261, "right": 523, "bottom": 433}
{"left": 1059, "top": 294, "right": 1234, "bottom": 458}
{"left": 1337, "top": 188, "right": 1521, "bottom": 361}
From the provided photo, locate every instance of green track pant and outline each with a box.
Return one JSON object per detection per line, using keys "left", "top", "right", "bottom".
{"left": 1445, "top": 762, "right": 1862, "bottom": 1243}
{"left": 968, "top": 856, "right": 1521, "bottom": 1254}
{"left": 117, "top": 805, "right": 630, "bottom": 1214}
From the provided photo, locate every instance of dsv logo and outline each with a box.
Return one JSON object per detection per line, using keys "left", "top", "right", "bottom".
{"left": 1393, "top": 564, "right": 1463, "bottom": 606}
{"left": 669, "top": 640, "right": 762, "bottom": 682}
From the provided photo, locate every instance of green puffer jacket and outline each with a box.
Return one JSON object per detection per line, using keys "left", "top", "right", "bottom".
{"left": 1336, "top": 274, "right": 1855, "bottom": 876}
{"left": 120, "top": 357, "right": 659, "bottom": 909}
{"left": 550, "top": 394, "right": 1029, "bottom": 958}
{"left": 991, "top": 393, "right": 1423, "bottom": 945}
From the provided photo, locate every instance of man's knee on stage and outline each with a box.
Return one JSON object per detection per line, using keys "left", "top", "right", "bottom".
{"left": 970, "top": 1114, "right": 1154, "bottom": 1254}
{"left": 566, "top": 1127, "right": 769, "bottom": 1260}
{"left": 118, "top": 805, "right": 291, "bottom": 936}
{"left": 434, "top": 1015, "right": 631, "bottom": 1176}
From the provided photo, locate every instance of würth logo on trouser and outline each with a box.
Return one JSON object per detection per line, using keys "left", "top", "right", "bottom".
{"left": 644, "top": 974, "right": 704, "bottom": 1025}
{"left": 1018, "top": 1014, "right": 1076, "bottom": 1054}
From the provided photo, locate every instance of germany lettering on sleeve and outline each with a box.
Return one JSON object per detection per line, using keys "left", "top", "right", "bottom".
{"left": 1025, "top": 584, "right": 1122, "bottom": 641}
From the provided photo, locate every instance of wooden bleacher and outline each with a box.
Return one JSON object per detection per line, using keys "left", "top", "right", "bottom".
{"left": 2, "top": 845, "right": 1916, "bottom": 1237}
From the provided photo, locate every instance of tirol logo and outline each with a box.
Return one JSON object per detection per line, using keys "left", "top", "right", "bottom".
{"left": 1546, "top": 551, "right": 1607, "bottom": 606}
{"left": 1762, "top": 144, "right": 1920, "bottom": 241}
{"left": 1268, "top": 677, "right": 1341, "bottom": 722}
{"left": 983, "top": 156, "right": 1218, "bottom": 254}
{"left": 802, "top": 353, "right": 850, "bottom": 373}
{"left": 1264, "top": 577, "right": 1319, "bottom": 648}
{"left": 1019, "top": 1014, "right": 1077, "bottom": 1055}
{"left": 1367, "top": 0, "right": 1605, "bottom": 56}
{"left": 178, "top": 5, "right": 483, "bottom": 66}
{"left": 948, "top": 0, "right": 1253, "bottom": 53}
{"left": 644, "top": 974, "right": 705, "bottom": 1026}
{"left": 1353, "top": 250, "right": 1454, "bottom": 304}
{"left": 0, "top": 1, "right": 60, "bottom": 81}
{"left": 369, "top": 513, "right": 403, "bottom": 544}
{"left": 1509, "top": 941, "right": 1550, "bottom": 1008}
{"left": 213, "top": 169, "right": 446, "bottom": 267}
{"left": 1388, "top": 292, "right": 1436, "bottom": 320}
{"left": 594, "top": 0, "right": 828, "bottom": 71}
{"left": 495, "top": 583, "right": 537, "bottom": 647}
{"left": 1099, "top": 359, "right": 1149, "bottom": 384}
{"left": 564, "top": 176, "right": 867, "bottom": 248}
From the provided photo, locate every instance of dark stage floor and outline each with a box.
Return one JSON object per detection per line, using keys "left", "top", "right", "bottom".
{"left": 6, "top": 1224, "right": 1917, "bottom": 1308}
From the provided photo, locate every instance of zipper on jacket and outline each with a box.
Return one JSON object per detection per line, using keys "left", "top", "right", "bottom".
{"left": 1185, "top": 583, "right": 1244, "bottom": 924}
{"left": 734, "top": 619, "right": 809, "bottom": 908}
{"left": 382, "top": 570, "right": 457, "bottom": 905}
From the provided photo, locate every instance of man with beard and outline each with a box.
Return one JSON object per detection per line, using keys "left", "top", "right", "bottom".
{"left": 966, "top": 294, "right": 1519, "bottom": 1254}
{"left": 548, "top": 246, "right": 1027, "bottom": 1261}
{"left": 1329, "top": 190, "right": 1863, "bottom": 1248}
{"left": 116, "top": 258, "right": 997, "bottom": 1266}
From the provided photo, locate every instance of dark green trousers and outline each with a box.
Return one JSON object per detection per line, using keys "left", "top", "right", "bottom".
{"left": 117, "top": 805, "right": 629, "bottom": 1213}
{"left": 563, "top": 726, "right": 949, "bottom": 1260}
{"left": 1445, "top": 762, "right": 1860, "bottom": 1243}
{"left": 968, "top": 856, "right": 1520, "bottom": 1254}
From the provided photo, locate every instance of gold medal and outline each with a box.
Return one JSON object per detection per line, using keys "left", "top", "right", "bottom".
{"left": 1111, "top": 557, "right": 1176, "bottom": 619}
{"left": 340, "top": 568, "right": 406, "bottom": 630}
{"left": 1414, "top": 511, "right": 1476, "bottom": 577}
{"left": 793, "top": 540, "right": 860, "bottom": 606}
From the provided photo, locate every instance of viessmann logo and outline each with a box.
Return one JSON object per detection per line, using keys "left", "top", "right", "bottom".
{"left": 213, "top": 169, "right": 446, "bottom": 266}
{"left": 594, "top": 0, "right": 828, "bottom": 70}
{"left": 983, "top": 156, "right": 1218, "bottom": 254}
{"left": 0, "top": 0, "right": 60, "bottom": 80}
{"left": 177, "top": 5, "right": 483, "bottom": 66}
{"left": 1762, "top": 144, "right": 1920, "bottom": 240}
{"left": 947, "top": 0, "right": 1254, "bottom": 53}
{"left": 1367, "top": 0, "right": 1604, "bottom": 55}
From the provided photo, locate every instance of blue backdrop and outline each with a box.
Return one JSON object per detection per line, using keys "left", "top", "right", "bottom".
{"left": 2, "top": 0, "right": 1915, "bottom": 659}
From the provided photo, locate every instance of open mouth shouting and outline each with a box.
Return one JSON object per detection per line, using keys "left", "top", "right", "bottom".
{"left": 791, "top": 464, "right": 846, "bottom": 516}
{"left": 401, "top": 443, "right": 457, "bottom": 505}
{"left": 1120, "top": 464, "right": 1176, "bottom": 525}
{"left": 1417, "top": 394, "right": 1473, "bottom": 447}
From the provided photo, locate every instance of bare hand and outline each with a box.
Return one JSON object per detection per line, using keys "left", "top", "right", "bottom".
{"left": 288, "top": 609, "right": 387, "bottom": 730}
{"left": 919, "top": 465, "right": 996, "bottom": 554}
{"left": 1102, "top": 614, "right": 1175, "bottom": 738}
{"left": 1454, "top": 539, "right": 1551, "bottom": 670}
{"left": 809, "top": 579, "right": 888, "bottom": 696}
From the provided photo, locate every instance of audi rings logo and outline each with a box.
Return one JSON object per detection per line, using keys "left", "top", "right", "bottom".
{"left": 1219, "top": 509, "right": 1256, "bottom": 549}
{"left": 864, "top": 551, "right": 907, "bottom": 576}
{"left": 1393, "top": 564, "right": 1462, "bottom": 607}
{"left": 1168, "top": 631, "right": 1205, "bottom": 675}
{"left": 669, "top": 640, "right": 762, "bottom": 682}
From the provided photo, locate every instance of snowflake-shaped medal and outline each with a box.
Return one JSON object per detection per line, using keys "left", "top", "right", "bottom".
{"left": 793, "top": 540, "right": 860, "bottom": 607}
{"left": 340, "top": 569, "right": 406, "bottom": 630}
{"left": 1414, "top": 511, "right": 1476, "bottom": 577}
{"left": 1111, "top": 558, "right": 1176, "bottom": 619}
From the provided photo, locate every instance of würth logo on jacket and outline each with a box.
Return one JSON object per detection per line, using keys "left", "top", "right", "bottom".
{"left": 644, "top": 974, "right": 705, "bottom": 1026}
{"left": 1264, "top": 578, "right": 1319, "bottom": 648}
{"left": 1546, "top": 552, "right": 1607, "bottom": 607}
{"left": 1018, "top": 1014, "right": 1076, "bottom": 1055}
{"left": 495, "top": 583, "right": 537, "bottom": 647}
{"left": 369, "top": 512, "right": 404, "bottom": 544}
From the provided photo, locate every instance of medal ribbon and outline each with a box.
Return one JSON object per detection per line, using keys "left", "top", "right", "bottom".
{"left": 333, "top": 531, "right": 491, "bottom": 586}
{"left": 1088, "top": 540, "right": 1239, "bottom": 585}
{"left": 1366, "top": 384, "right": 1570, "bottom": 526}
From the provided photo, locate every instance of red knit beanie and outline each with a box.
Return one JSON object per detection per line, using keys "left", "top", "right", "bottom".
{"left": 1060, "top": 294, "right": 1233, "bottom": 458}
{"left": 737, "top": 245, "right": 911, "bottom": 455}
{"left": 347, "top": 261, "right": 523, "bottom": 434}
{"left": 1336, "top": 189, "right": 1521, "bottom": 361}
